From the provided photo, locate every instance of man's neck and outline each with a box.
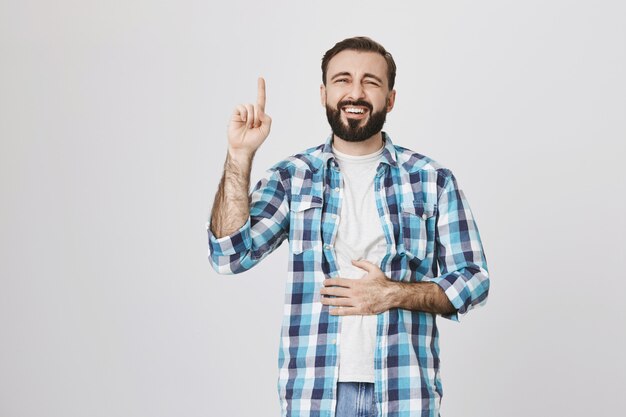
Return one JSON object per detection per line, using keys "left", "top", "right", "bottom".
{"left": 332, "top": 132, "right": 384, "bottom": 156}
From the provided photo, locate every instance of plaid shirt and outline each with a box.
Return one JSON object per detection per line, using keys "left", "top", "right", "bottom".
{"left": 208, "top": 133, "right": 490, "bottom": 417}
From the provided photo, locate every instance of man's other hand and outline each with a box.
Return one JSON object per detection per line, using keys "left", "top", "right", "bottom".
{"left": 320, "top": 259, "right": 394, "bottom": 315}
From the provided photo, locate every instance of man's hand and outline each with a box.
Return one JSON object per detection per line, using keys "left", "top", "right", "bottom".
{"left": 320, "top": 260, "right": 394, "bottom": 316}
{"left": 227, "top": 77, "right": 272, "bottom": 160}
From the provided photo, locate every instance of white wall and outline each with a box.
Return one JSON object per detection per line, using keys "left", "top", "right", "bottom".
{"left": 1, "top": 1, "right": 624, "bottom": 416}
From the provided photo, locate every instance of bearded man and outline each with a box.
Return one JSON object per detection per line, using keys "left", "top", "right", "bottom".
{"left": 208, "top": 36, "right": 490, "bottom": 417}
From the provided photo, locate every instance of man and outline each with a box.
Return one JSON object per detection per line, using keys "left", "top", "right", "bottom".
{"left": 208, "top": 37, "right": 490, "bottom": 417}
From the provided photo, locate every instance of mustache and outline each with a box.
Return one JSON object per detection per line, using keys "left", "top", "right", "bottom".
{"left": 337, "top": 100, "right": 373, "bottom": 112}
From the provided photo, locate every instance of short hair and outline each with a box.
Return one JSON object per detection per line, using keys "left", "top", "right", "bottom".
{"left": 321, "top": 36, "right": 397, "bottom": 89}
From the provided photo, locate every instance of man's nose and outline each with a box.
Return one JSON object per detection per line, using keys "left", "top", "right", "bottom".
{"left": 347, "top": 82, "right": 366, "bottom": 100}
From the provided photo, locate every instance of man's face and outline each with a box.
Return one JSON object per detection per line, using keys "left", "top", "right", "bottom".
{"left": 321, "top": 50, "right": 396, "bottom": 142}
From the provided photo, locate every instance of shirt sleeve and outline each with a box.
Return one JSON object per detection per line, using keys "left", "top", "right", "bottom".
{"left": 207, "top": 168, "right": 290, "bottom": 274}
{"left": 431, "top": 170, "right": 490, "bottom": 321}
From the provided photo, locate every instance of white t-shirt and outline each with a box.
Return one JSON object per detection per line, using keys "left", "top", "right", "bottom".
{"left": 332, "top": 144, "right": 387, "bottom": 383}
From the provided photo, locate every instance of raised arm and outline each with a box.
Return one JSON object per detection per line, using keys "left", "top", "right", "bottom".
{"left": 210, "top": 77, "right": 272, "bottom": 238}
{"left": 208, "top": 78, "right": 289, "bottom": 275}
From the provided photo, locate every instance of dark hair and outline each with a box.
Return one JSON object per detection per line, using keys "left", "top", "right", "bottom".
{"left": 321, "top": 36, "right": 397, "bottom": 89}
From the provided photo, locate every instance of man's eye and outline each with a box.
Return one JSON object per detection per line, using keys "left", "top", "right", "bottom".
{"left": 336, "top": 79, "right": 349, "bottom": 83}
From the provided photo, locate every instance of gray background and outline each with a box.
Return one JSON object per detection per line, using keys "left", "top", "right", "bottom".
{"left": 1, "top": 0, "right": 625, "bottom": 416}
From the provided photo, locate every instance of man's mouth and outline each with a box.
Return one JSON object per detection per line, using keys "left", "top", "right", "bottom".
{"left": 341, "top": 105, "right": 369, "bottom": 118}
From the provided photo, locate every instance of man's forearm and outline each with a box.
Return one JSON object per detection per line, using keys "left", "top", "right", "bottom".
{"left": 388, "top": 281, "right": 457, "bottom": 315}
{"left": 210, "top": 152, "right": 254, "bottom": 238}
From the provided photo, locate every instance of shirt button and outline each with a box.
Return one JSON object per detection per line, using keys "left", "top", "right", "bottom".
{"left": 334, "top": 187, "right": 340, "bottom": 192}
{"left": 324, "top": 244, "right": 333, "bottom": 250}
{"left": 331, "top": 214, "right": 337, "bottom": 220}
{"left": 331, "top": 339, "right": 337, "bottom": 345}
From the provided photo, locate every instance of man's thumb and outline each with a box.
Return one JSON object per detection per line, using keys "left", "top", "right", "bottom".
{"left": 352, "top": 259, "right": 376, "bottom": 272}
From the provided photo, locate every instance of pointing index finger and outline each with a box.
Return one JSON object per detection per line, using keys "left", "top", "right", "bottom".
{"left": 257, "top": 77, "right": 266, "bottom": 113}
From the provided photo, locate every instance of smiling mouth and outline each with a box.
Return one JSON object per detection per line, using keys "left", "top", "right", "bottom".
{"left": 342, "top": 106, "right": 369, "bottom": 117}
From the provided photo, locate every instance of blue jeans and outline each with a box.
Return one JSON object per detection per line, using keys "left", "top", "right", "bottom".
{"left": 335, "top": 382, "right": 377, "bottom": 417}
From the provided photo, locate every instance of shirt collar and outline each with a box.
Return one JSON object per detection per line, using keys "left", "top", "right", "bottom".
{"left": 321, "top": 132, "right": 399, "bottom": 169}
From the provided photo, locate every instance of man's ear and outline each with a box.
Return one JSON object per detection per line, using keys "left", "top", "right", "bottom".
{"left": 386, "top": 90, "right": 396, "bottom": 112}
{"left": 320, "top": 84, "right": 327, "bottom": 107}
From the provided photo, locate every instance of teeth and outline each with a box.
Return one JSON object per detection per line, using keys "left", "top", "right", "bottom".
{"left": 345, "top": 107, "right": 365, "bottom": 114}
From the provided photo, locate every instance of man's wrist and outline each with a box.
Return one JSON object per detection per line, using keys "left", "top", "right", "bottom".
{"left": 385, "top": 279, "right": 405, "bottom": 311}
{"left": 227, "top": 148, "right": 255, "bottom": 168}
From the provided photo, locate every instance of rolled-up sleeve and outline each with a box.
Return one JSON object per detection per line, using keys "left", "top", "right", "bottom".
{"left": 208, "top": 168, "right": 290, "bottom": 274}
{"left": 431, "top": 170, "right": 490, "bottom": 321}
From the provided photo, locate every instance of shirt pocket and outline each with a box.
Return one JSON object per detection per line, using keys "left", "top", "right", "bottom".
{"left": 289, "top": 194, "right": 324, "bottom": 255}
{"left": 400, "top": 201, "right": 436, "bottom": 261}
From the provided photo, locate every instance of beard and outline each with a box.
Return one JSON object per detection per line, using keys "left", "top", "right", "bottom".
{"left": 325, "top": 99, "right": 388, "bottom": 142}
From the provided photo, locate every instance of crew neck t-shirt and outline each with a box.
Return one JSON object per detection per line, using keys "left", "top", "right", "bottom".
{"left": 332, "top": 144, "right": 387, "bottom": 383}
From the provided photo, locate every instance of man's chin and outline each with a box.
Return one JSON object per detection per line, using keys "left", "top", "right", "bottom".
{"left": 338, "top": 114, "right": 366, "bottom": 129}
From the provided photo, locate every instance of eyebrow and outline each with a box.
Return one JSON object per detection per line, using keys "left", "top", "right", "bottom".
{"left": 330, "top": 72, "right": 384, "bottom": 84}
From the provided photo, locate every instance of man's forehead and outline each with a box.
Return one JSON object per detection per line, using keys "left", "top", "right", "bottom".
{"left": 326, "top": 50, "right": 388, "bottom": 78}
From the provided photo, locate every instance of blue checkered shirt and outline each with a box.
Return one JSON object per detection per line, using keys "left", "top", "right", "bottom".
{"left": 208, "top": 133, "right": 490, "bottom": 417}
